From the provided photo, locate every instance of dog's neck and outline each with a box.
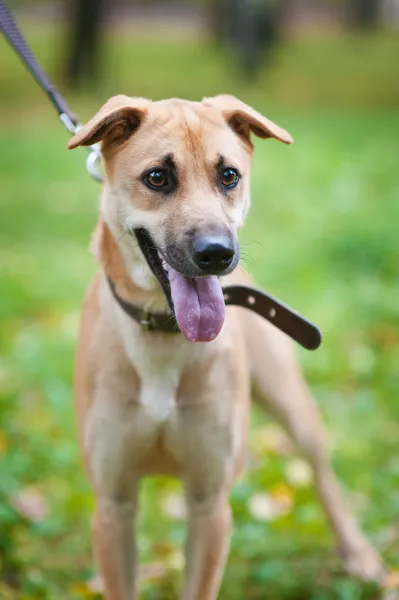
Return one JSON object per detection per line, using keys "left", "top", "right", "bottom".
{"left": 91, "top": 217, "right": 169, "bottom": 313}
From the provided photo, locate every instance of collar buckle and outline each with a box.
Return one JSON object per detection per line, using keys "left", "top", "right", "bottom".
{"left": 140, "top": 311, "right": 155, "bottom": 331}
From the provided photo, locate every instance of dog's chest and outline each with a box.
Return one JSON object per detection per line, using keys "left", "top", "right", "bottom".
{"left": 88, "top": 308, "right": 244, "bottom": 487}
{"left": 133, "top": 349, "right": 181, "bottom": 422}
{"left": 123, "top": 329, "right": 200, "bottom": 422}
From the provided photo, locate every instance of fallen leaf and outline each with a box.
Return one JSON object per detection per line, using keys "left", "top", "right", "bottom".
{"left": 271, "top": 483, "right": 294, "bottom": 510}
{"left": 11, "top": 487, "right": 47, "bottom": 522}
{"left": 139, "top": 562, "right": 168, "bottom": 581}
{"left": 285, "top": 458, "right": 313, "bottom": 487}
{"left": 161, "top": 492, "right": 187, "bottom": 520}
{"left": 71, "top": 582, "right": 100, "bottom": 598}
{"left": 248, "top": 488, "right": 294, "bottom": 522}
{"left": 168, "top": 550, "right": 185, "bottom": 570}
{"left": 382, "top": 570, "right": 399, "bottom": 590}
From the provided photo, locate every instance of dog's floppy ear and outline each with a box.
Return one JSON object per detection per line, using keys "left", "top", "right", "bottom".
{"left": 67, "top": 95, "right": 150, "bottom": 149}
{"left": 203, "top": 94, "right": 293, "bottom": 145}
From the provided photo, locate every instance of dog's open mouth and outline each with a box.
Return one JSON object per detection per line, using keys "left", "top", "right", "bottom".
{"left": 134, "top": 228, "right": 225, "bottom": 343}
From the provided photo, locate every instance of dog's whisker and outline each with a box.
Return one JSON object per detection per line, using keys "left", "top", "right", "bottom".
{"left": 240, "top": 239, "right": 264, "bottom": 250}
{"left": 239, "top": 252, "right": 255, "bottom": 266}
{"left": 239, "top": 258, "right": 253, "bottom": 268}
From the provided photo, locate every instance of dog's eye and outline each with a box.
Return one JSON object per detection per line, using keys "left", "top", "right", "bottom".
{"left": 221, "top": 168, "right": 239, "bottom": 189}
{"left": 145, "top": 170, "right": 168, "bottom": 189}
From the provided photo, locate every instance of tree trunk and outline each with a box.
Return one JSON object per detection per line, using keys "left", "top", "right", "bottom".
{"left": 350, "top": 0, "right": 381, "bottom": 28}
{"left": 213, "top": 0, "right": 281, "bottom": 79}
{"left": 66, "top": 0, "right": 107, "bottom": 87}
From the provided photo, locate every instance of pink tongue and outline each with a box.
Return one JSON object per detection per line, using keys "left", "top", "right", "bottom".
{"left": 168, "top": 267, "right": 225, "bottom": 342}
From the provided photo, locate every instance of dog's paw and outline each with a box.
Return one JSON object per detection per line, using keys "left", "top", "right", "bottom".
{"left": 340, "top": 542, "right": 384, "bottom": 581}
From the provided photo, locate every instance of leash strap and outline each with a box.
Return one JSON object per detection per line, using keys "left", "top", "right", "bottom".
{"left": 0, "top": 0, "right": 75, "bottom": 122}
{"left": 108, "top": 278, "right": 321, "bottom": 350}
{"left": 0, "top": 0, "right": 103, "bottom": 181}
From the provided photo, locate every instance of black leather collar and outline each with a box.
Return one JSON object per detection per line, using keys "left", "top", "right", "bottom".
{"left": 107, "top": 277, "right": 322, "bottom": 351}
{"left": 107, "top": 277, "right": 179, "bottom": 333}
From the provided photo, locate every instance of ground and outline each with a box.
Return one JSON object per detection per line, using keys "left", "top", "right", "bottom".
{"left": 1, "top": 22, "right": 399, "bottom": 600}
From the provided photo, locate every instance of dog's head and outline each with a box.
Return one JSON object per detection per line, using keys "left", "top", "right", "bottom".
{"left": 68, "top": 95, "right": 292, "bottom": 342}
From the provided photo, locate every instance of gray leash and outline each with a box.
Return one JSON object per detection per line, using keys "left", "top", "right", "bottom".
{"left": 0, "top": 0, "right": 103, "bottom": 182}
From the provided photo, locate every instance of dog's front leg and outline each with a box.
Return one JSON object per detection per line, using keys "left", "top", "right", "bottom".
{"left": 92, "top": 492, "right": 138, "bottom": 600}
{"left": 86, "top": 412, "right": 140, "bottom": 600}
{"left": 182, "top": 488, "right": 231, "bottom": 600}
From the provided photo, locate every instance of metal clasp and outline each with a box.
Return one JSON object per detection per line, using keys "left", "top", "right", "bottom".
{"left": 59, "top": 112, "right": 77, "bottom": 134}
{"left": 60, "top": 113, "right": 104, "bottom": 183}
{"left": 86, "top": 144, "right": 103, "bottom": 182}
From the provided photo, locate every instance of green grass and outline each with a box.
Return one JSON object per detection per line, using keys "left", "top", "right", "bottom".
{"left": 1, "top": 23, "right": 399, "bottom": 600}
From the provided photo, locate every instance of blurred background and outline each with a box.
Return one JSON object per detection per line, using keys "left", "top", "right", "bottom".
{"left": 1, "top": 0, "right": 399, "bottom": 598}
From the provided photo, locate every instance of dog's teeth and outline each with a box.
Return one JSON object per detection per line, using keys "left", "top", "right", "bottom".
{"left": 156, "top": 249, "right": 169, "bottom": 273}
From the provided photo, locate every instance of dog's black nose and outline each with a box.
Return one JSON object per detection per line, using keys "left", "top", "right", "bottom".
{"left": 192, "top": 235, "right": 235, "bottom": 274}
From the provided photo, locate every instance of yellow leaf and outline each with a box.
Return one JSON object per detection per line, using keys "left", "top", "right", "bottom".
{"left": 71, "top": 582, "right": 100, "bottom": 598}
{"left": 382, "top": 570, "right": 399, "bottom": 590}
{"left": 271, "top": 482, "right": 294, "bottom": 504}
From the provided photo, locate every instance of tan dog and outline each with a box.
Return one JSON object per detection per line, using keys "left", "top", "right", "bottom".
{"left": 69, "top": 95, "right": 382, "bottom": 600}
